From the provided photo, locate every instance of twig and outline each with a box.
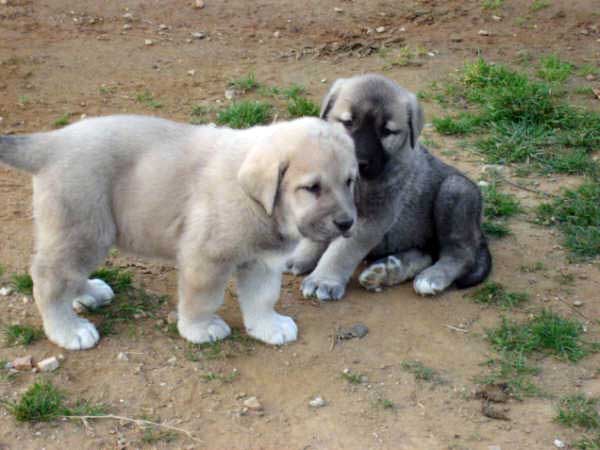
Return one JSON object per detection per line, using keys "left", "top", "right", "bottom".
{"left": 329, "top": 328, "right": 338, "bottom": 351}
{"left": 62, "top": 414, "right": 202, "bottom": 443}
{"left": 446, "top": 324, "right": 469, "bottom": 333}
{"left": 498, "top": 175, "right": 553, "bottom": 197}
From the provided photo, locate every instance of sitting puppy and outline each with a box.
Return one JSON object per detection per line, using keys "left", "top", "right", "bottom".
{"left": 0, "top": 115, "right": 357, "bottom": 350}
{"left": 288, "top": 74, "right": 491, "bottom": 300}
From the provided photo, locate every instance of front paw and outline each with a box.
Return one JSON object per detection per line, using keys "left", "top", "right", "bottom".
{"left": 413, "top": 270, "right": 449, "bottom": 296}
{"left": 177, "top": 315, "right": 231, "bottom": 344}
{"left": 245, "top": 313, "right": 298, "bottom": 345}
{"left": 301, "top": 274, "right": 347, "bottom": 301}
{"left": 285, "top": 257, "right": 318, "bottom": 276}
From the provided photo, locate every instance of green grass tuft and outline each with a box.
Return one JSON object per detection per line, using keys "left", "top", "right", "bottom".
{"left": 11, "top": 273, "right": 33, "bottom": 295}
{"left": 228, "top": 73, "right": 259, "bottom": 93}
{"left": 537, "top": 54, "right": 573, "bottom": 83}
{"left": 4, "top": 324, "right": 44, "bottom": 346}
{"left": 482, "top": 0, "right": 504, "bottom": 9}
{"left": 135, "top": 91, "right": 162, "bottom": 109}
{"left": 482, "top": 184, "right": 521, "bottom": 219}
{"left": 0, "top": 264, "right": 4, "bottom": 278}
{"left": 341, "top": 370, "right": 364, "bottom": 384}
{"left": 400, "top": 360, "right": 443, "bottom": 383}
{"left": 1, "top": 380, "right": 106, "bottom": 422}
{"left": 556, "top": 394, "right": 600, "bottom": 430}
{"left": 487, "top": 310, "right": 595, "bottom": 362}
{"left": 469, "top": 281, "right": 529, "bottom": 308}
{"left": 530, "top": 0, "right": 551, "bottom": 12}
{"left": 216, "top": 101, "right": 272, "bottom": 128}
{"left": 287, "top": 95, "right": 319, "bottom": 118}
{"left": 482, "top": 220, "right": 511, "bottom": 238}
{"left": 90, "top": 267, "right": 133, "bottom": 294}
{"left": 477, "top": 350, "right": 541, "bottom": 398}
{"left": 430, "top": 58, "right": 600, "bottom": 175}
{"left": 53, "top": 113, "right": 70, "bottom": 128}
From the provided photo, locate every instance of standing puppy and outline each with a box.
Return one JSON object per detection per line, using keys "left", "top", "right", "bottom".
{"left": 289, "top": 74, "right": 491, "bottom": 300}
{"left": 0, "top": 116, "right": 357, "bottom": 350}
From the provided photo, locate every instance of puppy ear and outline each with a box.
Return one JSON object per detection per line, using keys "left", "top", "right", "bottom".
{"left": 320, "top": 78, "right": 346, "bottom": 119}
{"left": 407, "top": 93, "right": 424, "bottom": 149}
{"left": 238, "top": 144, "right": 288, "bottom": 216}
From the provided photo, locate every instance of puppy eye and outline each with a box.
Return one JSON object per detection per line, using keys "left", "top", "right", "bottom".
{"left": 302, "top": 183, "right": 321, "bottom": 195}
{"left": 346, "top": 177, "right": 354, "bottom": 187}
{"left": 381, "top": 128, "right": 399, "bottom": 137}
{"left": 340, "top": 119, "right": 353, "bottom": 129}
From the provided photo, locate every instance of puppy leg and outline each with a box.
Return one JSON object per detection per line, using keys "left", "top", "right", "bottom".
{"left": 414, "top": 175, "right": 482, "bottom": 296}
{"left": 177, "top": 262, "right": 232, "bottom": 344}
{"left": 285, "top": 239, "right": 327, "bottom": 275}
{"left": 359, "top": 249, "right": 432, "bottom": 292}
{"left": 302, "top": 221, "right": 387, "bottom": 301}
{"left": 236, "top": 261, "right": 297, "bottom": 345}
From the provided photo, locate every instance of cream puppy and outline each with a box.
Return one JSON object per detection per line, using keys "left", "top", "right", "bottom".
{"left": 0, "top": 115, "right": 357, "bottom": 350}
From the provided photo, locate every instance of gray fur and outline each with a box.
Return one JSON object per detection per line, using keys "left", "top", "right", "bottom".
{"left": 290, "top": 74, "right": 491, "bottom": 299}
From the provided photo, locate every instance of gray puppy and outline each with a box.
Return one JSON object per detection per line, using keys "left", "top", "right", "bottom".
{"left": 288, "top": 74, "right": 491, "bottom": 300}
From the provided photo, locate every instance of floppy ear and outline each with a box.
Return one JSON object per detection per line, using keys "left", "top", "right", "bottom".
{"left": 238, "top": 143, "right": 288, "bottom": 216}
{"left": 406, "top": 93, "right": 424, "bottom": 149}
{"left": 320, "top": 78, "right": 346, "bottom": 119}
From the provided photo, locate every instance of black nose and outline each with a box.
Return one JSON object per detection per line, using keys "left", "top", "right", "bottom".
{"left": 334, "top": 218, "right": 354, "bottom": 232}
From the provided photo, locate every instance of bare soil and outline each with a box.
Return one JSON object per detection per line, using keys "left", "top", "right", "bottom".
{"left": 1, "top": 1, "right": 599, "bottom": 449}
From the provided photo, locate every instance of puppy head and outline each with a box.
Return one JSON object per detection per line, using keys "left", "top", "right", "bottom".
{"left": 321, "top": 74, "right": 424, "bottom": 179}
{"left": 238, "top": 117, "right": 358, "bottom": 243}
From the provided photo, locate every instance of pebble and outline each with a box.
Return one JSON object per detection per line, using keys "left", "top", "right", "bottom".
{"left": 122, "top": 24, "right": 132, "bottom": 30}
{"left": 586, "top": 74, "right": 597, "bottom": 81}
{"left": 243, "top": 396, "right": 263, "bottom": 411}
{"left": 573, "top": 300, "right": 583, "bottom": 307}
{"left": 273, "top": 31, "right": 281, "bottom": 38}
{"left": 194, "top": 0, "right": 205, "bottom": 8}
{"left": 482, "top": 164, "right": 506, "bottom": 175}
{"left": 117, "top": 352, "right": 129, "bottom": 361}
{"left": 191, "top": 31, "right": 205, "bottom": 40}
{"left": 492, "top": 15, "right": 502, "bottom": 21}
{"left": 376, "top": 26, "right": 386, "bottom": 33}
{"left": 187, "top": 69, "right": 196, "bottom": 76}
{"left": 0, "top": 286, "right": 13, "bottom": 296}
{"left": 334, "top": 7, "right": 343, "bottom": 13}
{"left": 309, "top": 396, "right": 327, "bottom": 408}
{"left": 225, "top": 89, "right": 236, "bottom": 100}
{"left": 144, "top": 39, "right": 154, "bottom": 46}
{"left": 167, "top": 356, "right": 177, "bottom": 365}
{"left": 122, "top": 13, "right": 133, "bottom": 21}
{"left": 158, "top": 24, "right": 168, "bottom": 31}
{"left": 37, "top": 356, "right": 59, "bottom": 372}
{"left": 479, "top": 30, "right": 490, "bottom": 36}
{"left": 13, "top": 355, "right": 33, "bottom": 371}
{"left": 478, "top": 181, "right": 490, "bottom": 188}
{"left": 167, "top": 310, "right": 178, "bottom": 324}
{"left": 554, "top": 439, "right": 565, "bottom": 448}
{"left": 22, "top": 296, "right": 30, "bottom": 304}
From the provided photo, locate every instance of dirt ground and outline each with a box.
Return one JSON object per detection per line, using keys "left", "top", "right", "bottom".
{"left": 1, "top": 1, "right": 599, "bottom": 449}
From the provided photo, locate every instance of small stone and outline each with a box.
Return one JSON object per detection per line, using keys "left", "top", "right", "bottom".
{"left": 122, "top": 24, "right": 132, "bottom": 30}
{"left": 194, "top": 0, "right": 205, "bottom": 8}
{"left": 187, "top": 69, "right": 196, "bottom": 76}
{"left": 273, "top": 31, "right": 281, "bottom": 38}
{"left": 117, "top": 352, "right": 129, "bottom": 361}
{"left": 225, "top": 89, "right": 236, "bottom": 100}
{"left": 478, "top": 181, "right": 490, "bottom": 188}
{"left": 167, "top": 310, "right": 178, "bottom": 324}
{"left": 122, "top": 13, "right": 133, "bottom": 21}
{"left": 22, "top": 296, "right": 30, "bottom": 304}
{"left": 0, "top": 0, "right": 8, "bottom": 5}
{"left": 57, "top": 354, "right": 65, "bottom": 361}
{"left": 158, "top": 24, "right": 168, "bottom": 31}
{"left": 0, "top": 286, "right": 13, "bottom": 296}
{"left": 167, "top": 356, "right": 177, "bottom": 365}
{"left": 586, "top": 74, "right": 596, "bottom": 81}
{"left": 243, "top": 396, "right": 263, "bottom": 411}
{"left": 349, "top": 323, "right": 369, "bottom": 338}
{"left": 37, "top": 356, "right": 59, "bottom": 372}
{"left": 482, "top": 164, "right": 506, "bottom": 175}
{"left": 236, "top": 392, "right": 247, "bottom": 399}
{"left": 191, "top": 31, "right": 205, "bottom": 40}
{"left": 479, "top": 30, "right": 490, "bottom": 36}
{"left": 334, "top": 7, "right": 343, "bottom": 13}
{"left": 376, "top": 26, "right": 386, "bottom": 33}
{"left": 309, "top": 396, "right": 327, "bottom": 408}
{"left": 144, "top": 39, "right": 154, "bottom": 46}
{"left": 573, "top": 300, "right": 583, "bottom": 307}
{"left": 12, "top": 355, "right": 33, "bottom": 371}
{"left": 492, "top": 15, "right": 502, "bottom": 21}
{"left": 554, "top": 439, "right": 565, "bottom": 448}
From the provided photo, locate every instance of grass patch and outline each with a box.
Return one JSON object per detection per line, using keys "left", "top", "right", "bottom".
{"left": 477, "top": 351, "right": 541, "bottom": 398}
{"left": 189, "top": 104, "right": 212, "bottom": 125}
{"left": 537, "top": 183, "right": 600, "bottom": 258}
{"left": 135, "top": 90, "right": 163, "bottom": 109}
{"left": 482, "top": 220, "right": 511, "bottom": 238}
{"left": 530, "top": 0, "right": 551, "bottom": 12}
{"left": 216, "top": 101, "right": 272, "bottom": 128}
{"left": 0, "top": 264, "right": 4, "bottom": 278}
{"left": 11, "top": 273, "right": 32, "bottom": 295}
{"left": 4, "top": 324, "right": 44, "bottom": 346}
{"left": 556, "top": 394, "right": 600, "bottom": 430}
{"left": 400, "top": 360, "right": 443, "bottom": 383}
{"left": 228, "top": 73, "right": 259, "bottom": 93}
{"left": 141, "top": 428, "right": 178, "bottom": 444}
{"left": 287, "top": 95, "right": 319, "bottom": 118}
{"left": 577, "top": 64, "right": 599, "bottom": 78}
{"left": 1, "top": 380, "right": 106, "bottom": 422}
{"left": 430, "top": 58, "right": 600, "bottom": 175}
{"left": 482, "top": 0, "right": 504, "bottom": 9}
{"left": 469, "top": 281, "right": 529, "bottom": 308}
{"left": 482, "top": 183, "right": 521, "bottom": 218}
{"left": 487, "top": 310, "right": 596, "bottom": 362}
{"left": 537, "top": 54, "right": 573, "bottom": 83}
{"left": 87, "top": 267, "right": 166, "bottom": 335}
{"left": 201, "top": 369, "right": 239, "bottom": 383}
{"left": 520, "top": 261, "right": 546, "bottom": 272}
{"left": 375, "top": 398, "right": 395, "bottom": 410}
{"left": 575, "top": 435, "right": 600, "bottom": 450}
{"left": 432, "top": 114, "right": 480, "bottom": 135}
{"left": 184, "top": 327, "right": 256, "bottom": 361}
{"left": 341, "top": 369, "right": 364, "bottom": 384}
{"left": 53, "top": 113, "right": 70, "bottom": 128}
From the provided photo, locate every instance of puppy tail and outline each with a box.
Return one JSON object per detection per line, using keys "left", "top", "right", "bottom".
{"left": 454, "top": 239, "right": 492, "bottom": 289}
{"left": 0, "top": 133, "right": 51, "bottom": 173}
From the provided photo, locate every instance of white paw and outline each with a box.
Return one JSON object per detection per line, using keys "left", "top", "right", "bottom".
{"left": 413, "top": 275, "right": 444, "bottom": 296}
{"left": 45, "top": 316, "right": 100, "bottom": 350}
{"left": 177, "top": 315, "right": 231, "bottom": 344}
{"left": 73, "top": 279, "right": 114, "bottom": 311}
{"left": 301, "top": 274, "right": 346, "bottom": 301}
{"left": 246, "top": 313, "right": 297, "bottom": 345}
